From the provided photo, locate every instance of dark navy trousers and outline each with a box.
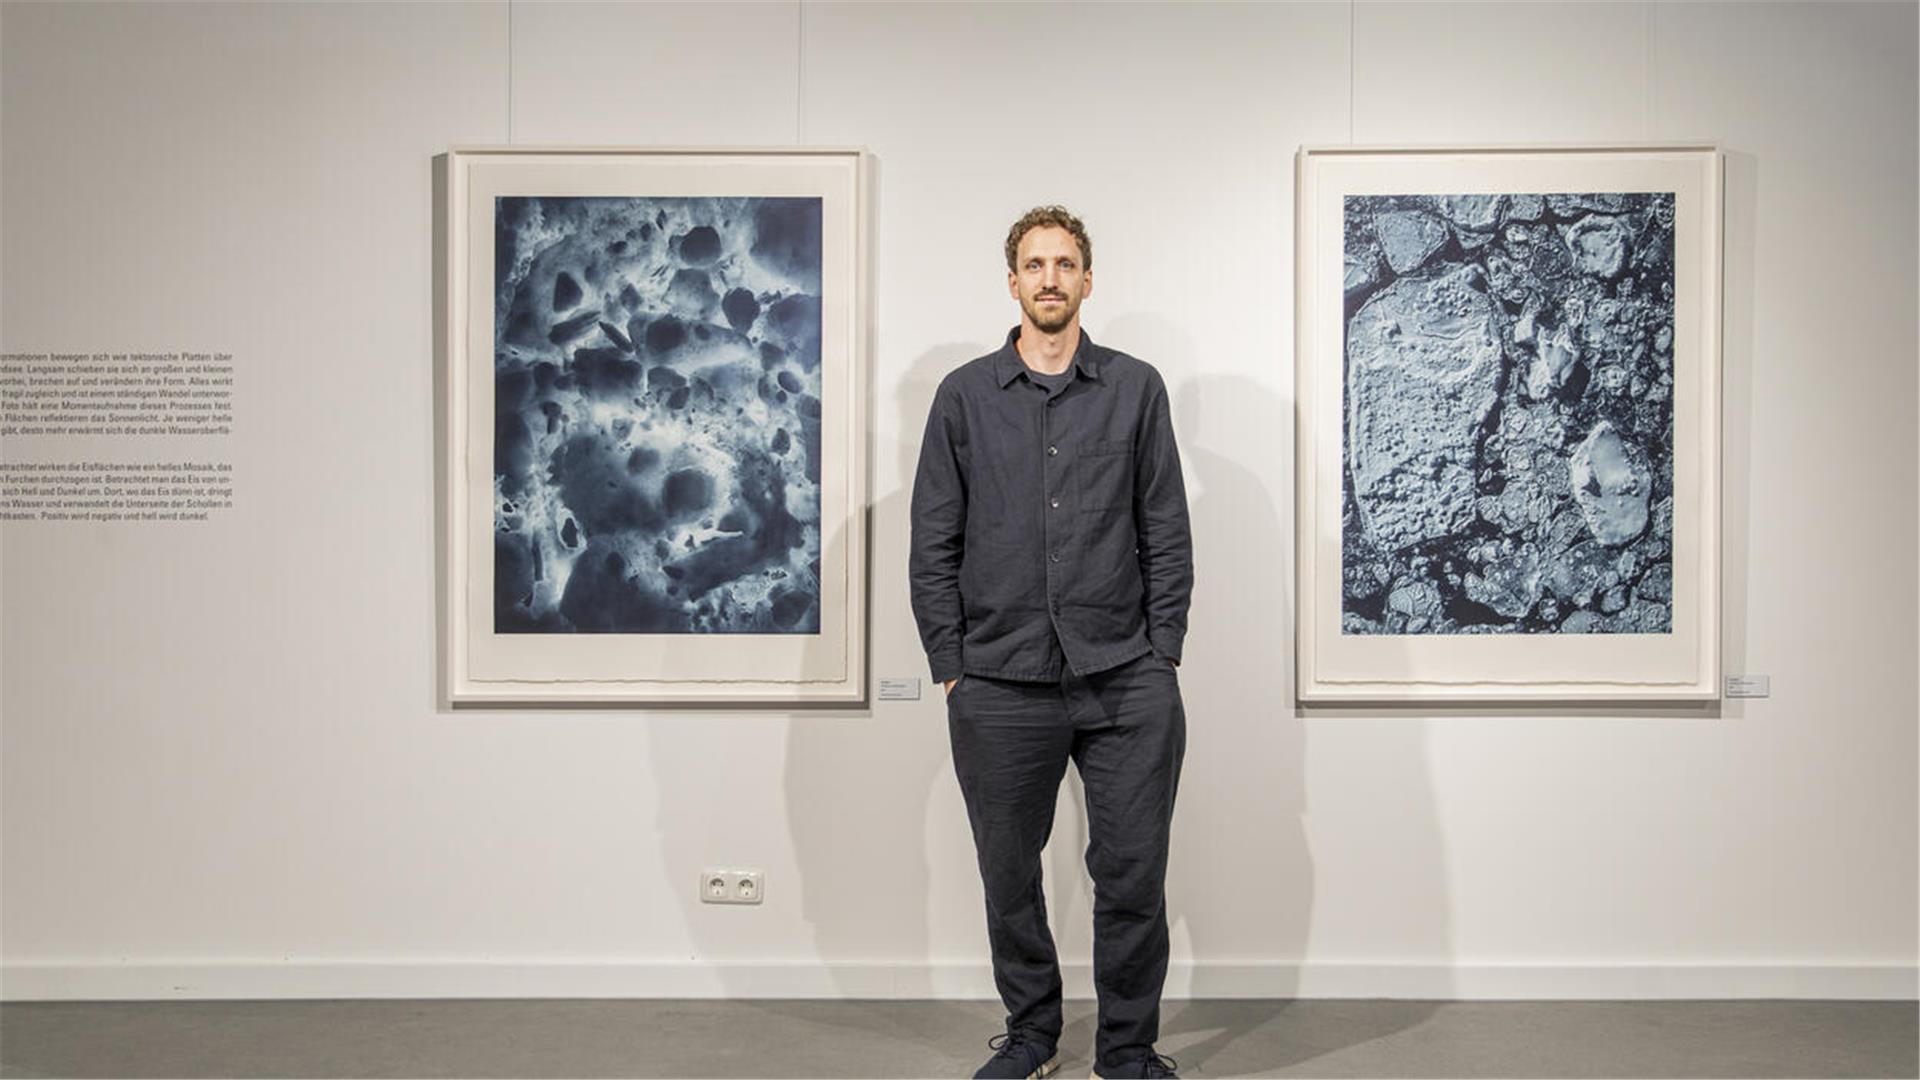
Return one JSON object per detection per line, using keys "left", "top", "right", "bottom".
{"left": 946, "top": 649, "right": 1186, "bottom": 1070}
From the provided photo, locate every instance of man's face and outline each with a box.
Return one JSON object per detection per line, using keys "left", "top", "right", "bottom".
{"left": 1008, "top": 225, "right": 1092, "bottom": 334}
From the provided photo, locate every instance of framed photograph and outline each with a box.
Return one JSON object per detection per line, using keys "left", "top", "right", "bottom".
{"left": 439, "top": 148, "right": 869, "bottom": 705}
{"left": 1294, "top": 145, "right": 1721, "bottom": 703}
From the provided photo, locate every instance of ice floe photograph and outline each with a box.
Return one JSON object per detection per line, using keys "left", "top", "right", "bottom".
{"left": 491, "top": 195, "right": 824, "bottom": 635}
{"left": 1341, "top": 192, "right": 1675, "bottom": 636}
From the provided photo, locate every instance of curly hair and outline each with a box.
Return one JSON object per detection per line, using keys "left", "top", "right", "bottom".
{"left": 1004, "top": 205, "right": 1092, "bottom": 272}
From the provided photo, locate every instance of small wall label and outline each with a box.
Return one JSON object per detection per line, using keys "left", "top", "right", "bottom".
{"left": 878, "top": 677, "right": 921, "bottom": 701}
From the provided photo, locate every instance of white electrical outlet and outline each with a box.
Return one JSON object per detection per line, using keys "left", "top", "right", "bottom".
{"left": 735, "top": 870, "right": 763, "bottom": 903}
{"left": 699, "top": 868, "right": 765, "bottom": 905}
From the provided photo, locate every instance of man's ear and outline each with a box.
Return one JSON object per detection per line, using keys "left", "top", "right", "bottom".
{"left": 1007, "top": 270, "right": 1019, "bottom": 299}
{"left": 1082, "top": 268, "right": 1093, "bottom": 300}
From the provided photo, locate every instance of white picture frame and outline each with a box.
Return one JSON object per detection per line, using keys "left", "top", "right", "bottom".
{"left": 1294, "top": 144, "right": 1721, "bottom": 703}
{"left": 438, "top": 147, "right": 869, "bottom": 705}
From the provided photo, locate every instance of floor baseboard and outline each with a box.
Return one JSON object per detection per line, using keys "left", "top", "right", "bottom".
{"left": 3, "top": 960, "right": 1913, "bottom": 1002}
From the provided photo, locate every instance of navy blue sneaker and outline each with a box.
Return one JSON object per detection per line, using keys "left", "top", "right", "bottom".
{"left": 973, "top": 1030, "right": 1059, "bottom": 1079}
{"left": 1092, "top": 1050, "right": 1178, "bottom": 1078}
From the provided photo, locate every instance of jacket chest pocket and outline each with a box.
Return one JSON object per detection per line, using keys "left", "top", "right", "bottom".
{"left": 1077, "top": 438, "right": 1132, "bottom": 510}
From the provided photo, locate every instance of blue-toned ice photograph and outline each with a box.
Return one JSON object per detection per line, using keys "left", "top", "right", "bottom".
{"left": 492, "top": 196, "right": 824, "bottom": 634}
{"left": 1341, "top": 193, "right": 1675, "bottom": 636}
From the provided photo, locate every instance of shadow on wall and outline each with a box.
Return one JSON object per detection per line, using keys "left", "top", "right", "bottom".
{"left": 781, "top": 343, "right": 991, "bottom": 996}
{"left": 1083, "top": 311, "right": 1446, "bottom": 1069}
{"left": 640, "top": 344, "right": 944, "bottom": 1002}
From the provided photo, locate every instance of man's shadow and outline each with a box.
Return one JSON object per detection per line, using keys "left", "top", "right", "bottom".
{"left": 778, "top": 341, "right": 992, "bottom": 997}
{"left": 1043, "top": 314, "right": 1447, "bottom": 1076}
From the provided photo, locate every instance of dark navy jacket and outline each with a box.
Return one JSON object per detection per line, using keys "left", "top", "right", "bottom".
{"left": 909, "top": 327, "right": 1194, "bottom": 683}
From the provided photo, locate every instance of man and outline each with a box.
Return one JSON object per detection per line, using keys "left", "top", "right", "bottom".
{"left": 909, "top": 206, "right": 1194, "bottom": 1080}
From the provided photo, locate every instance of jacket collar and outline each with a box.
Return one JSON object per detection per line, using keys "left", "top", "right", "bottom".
{"left": 993, "top": 325, "right": 1101, "bottom": 388}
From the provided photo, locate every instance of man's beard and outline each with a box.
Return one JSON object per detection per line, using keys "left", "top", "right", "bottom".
{"left": 1024, "top": 293, "right": 1076, "bottom": 333}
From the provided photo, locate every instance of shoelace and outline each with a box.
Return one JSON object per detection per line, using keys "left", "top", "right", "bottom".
{"left": 987, "top": 1031, "right": 1031, "bottom": 1059}
{"left": 1140, "top": 1050, "right": 1179, "bottom": 1078}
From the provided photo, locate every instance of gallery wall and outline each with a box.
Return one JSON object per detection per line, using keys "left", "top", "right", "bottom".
{"left": 2, "top": 1, "right": 1914, "bottom": 1001}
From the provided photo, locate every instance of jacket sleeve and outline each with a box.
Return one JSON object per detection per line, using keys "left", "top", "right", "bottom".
{"left": 908, "top": 382, "right": 969, "bottom": 683}
{"left": 1133, "top": 372, "right": 1193, "bottom": 663}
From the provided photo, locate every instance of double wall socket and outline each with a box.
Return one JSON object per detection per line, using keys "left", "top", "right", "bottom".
{"left": 700, "top": 868, "right": 764, "bottom": 905}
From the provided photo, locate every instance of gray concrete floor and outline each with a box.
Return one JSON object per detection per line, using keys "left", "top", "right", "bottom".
{"left": 1, "top": 999, "right": 1914, "bottom": 1078}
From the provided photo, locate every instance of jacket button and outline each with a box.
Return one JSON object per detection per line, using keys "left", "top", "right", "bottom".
{"left": 1047, "top": 445, "right": 1058, "bottom": 456}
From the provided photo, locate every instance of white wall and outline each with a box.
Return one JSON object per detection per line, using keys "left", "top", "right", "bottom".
{"left": 2, "top": 1, "right": 1913, "bottom": 1002}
